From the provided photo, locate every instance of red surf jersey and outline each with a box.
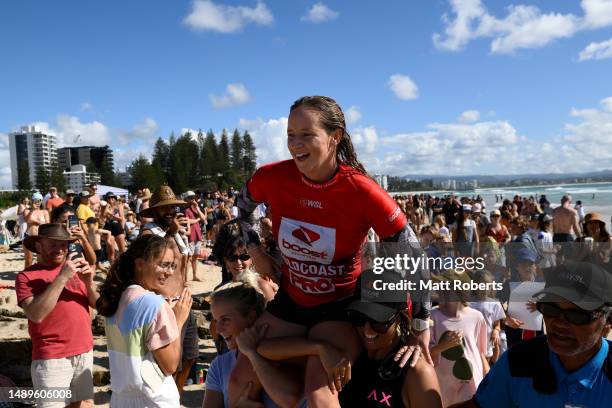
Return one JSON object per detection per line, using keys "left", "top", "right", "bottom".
{"left": 247, "top": 160, "right": 407, "bottom": 307}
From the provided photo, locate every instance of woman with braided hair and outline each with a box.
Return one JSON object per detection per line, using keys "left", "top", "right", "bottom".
{"left": 233, "top": 95, "right": 431, "bottom": 407}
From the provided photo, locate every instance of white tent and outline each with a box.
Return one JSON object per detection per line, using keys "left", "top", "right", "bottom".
{"left": 0, "top": 205, "right": 18, "bottom": 221}
{"left": 97, "top": 185, "right": 129, "bottom": 200}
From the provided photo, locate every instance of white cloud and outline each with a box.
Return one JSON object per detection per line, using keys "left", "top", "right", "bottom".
{"left": 210, "top": 83, "right": 251, "bottom": 109}
{"left": 80, "top": 102, "right": 93, "bottom": 112}
{"left": 301, "top": 3, "right": 339, "bottom": 23}
{"left": 387, "top": 74, "right": 419, "bottom": 100}
{"left": 183, "top": 0, "right": 273, "bottom": 33}
{"left": 458, "top": 110, "right": 480, "bottom": 123}
{"left": 581, "top": 0, "right": 612, "bottom": 29}
{"left": 579, "top": 37, "right": 612, "bottom": 60}
{"left": 119, "top": 117, "right": 159, "bottom": 145}
{"left": 55, "top": 115, "right": 112, "bottom": 146}
{"left": 238, "top": 117, "right": 289, "bottom": 164}
{"left": 345, "top": 106, "right": 362, "bottom": 125}
{"left": 237, "top": 96, "right": 612, "bottom": 176}
{"left": 433, "top": 0, "right": 612, "bottom": 54}
{"left": 351, "top": 126, "right": 378, "bottom": 154}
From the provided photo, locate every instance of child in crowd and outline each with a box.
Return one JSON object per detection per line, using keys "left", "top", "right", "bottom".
{"left": 468, "top": 271, "right": 506, "bottom": 364}
{"left": 86, "top": 217, "right": 112, "bottom": 273}
{"left": 430, "top": 270, "right": 489, "bottom": 407}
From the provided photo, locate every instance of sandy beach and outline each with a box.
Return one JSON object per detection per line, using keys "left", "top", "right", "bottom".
{"left": 0, "top": 248, "right": 223, "bottom": 407}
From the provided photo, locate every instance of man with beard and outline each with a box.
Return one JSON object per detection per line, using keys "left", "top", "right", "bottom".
{"left": 452, "top": 261, "right": 612, "bottom": 408}
{"left": 15, "top": 224, "right": 98, "bottom": 407}
{"left": 139, "top": 185, "right": 191, "bottom": 272}
{"left": 139, "top": 185, "right": 198, "bottom": 394}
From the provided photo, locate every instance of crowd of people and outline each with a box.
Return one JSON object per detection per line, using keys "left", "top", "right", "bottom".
{"left": 10, "top": 95, "right": 612, "bottom": 407}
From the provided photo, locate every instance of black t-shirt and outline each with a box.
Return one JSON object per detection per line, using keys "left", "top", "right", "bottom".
{"left": 339, "top": 344, "right": 408, "bottom": 408}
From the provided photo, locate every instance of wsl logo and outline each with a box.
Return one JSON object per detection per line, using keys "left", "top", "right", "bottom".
{"left": 299, "top": 198, "right": 323, "bottom": 209}
{"left": 279, "top": 217, "right": 336, "bottom": 264}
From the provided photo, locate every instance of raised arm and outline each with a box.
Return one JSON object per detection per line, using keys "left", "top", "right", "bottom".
{"left": 19, "top": 260, "right": 81, "bottom": 323}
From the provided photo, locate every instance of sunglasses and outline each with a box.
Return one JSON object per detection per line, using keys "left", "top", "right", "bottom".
{"left": 348, "top": 311, "right": 398, "bottom": 334}
{"left": 536, "top": 302, "right": 603, "bottom": 325}
{"left": 226, "top": 253, "right": 250, "bottom": 262}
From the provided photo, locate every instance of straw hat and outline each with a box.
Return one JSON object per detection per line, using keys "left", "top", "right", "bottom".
{"left": 141, "top": 188, "right": 152, "bottom": 201}
{"left": 585, "top": 212, "right": 606, "bottom": 225}
{"left": 24, "top": 223, "right": 77, "bottom": 253}
{"left": 139, "top": 186, "right": 185, "bottom": 218}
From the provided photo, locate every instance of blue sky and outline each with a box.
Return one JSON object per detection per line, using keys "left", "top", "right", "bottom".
{"left": 1, "top": 0, "right": 612, "bottom": 188}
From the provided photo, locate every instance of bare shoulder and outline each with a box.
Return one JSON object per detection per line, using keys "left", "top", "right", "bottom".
{"left": 404, "top": 357, "right": 436, "bottom": 383}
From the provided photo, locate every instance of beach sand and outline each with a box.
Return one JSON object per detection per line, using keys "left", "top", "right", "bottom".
{"left": 0, "top": 248, "right": 222, "bottom": 407}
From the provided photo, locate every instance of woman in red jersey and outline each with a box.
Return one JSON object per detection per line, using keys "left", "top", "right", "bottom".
{"left": 230, "top": 96, "right": 431, "bottom": 407}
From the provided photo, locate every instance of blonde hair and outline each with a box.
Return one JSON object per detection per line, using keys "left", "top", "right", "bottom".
{"left": 212, "top": 279, "right": 266, "bottom": 318}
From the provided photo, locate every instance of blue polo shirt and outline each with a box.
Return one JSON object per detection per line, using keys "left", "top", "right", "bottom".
{"left": 475, "top": 338, "right": 611, "bottom": 407}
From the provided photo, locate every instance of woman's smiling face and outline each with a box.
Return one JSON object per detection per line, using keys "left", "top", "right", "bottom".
{"left": 287, "top": 107, "right": 340, "bottom": 183}
{"left": 211, "top": 298, "right": 256, "bottom": 349}
{"left": 139, "top": 248, "right": 176, "bottom": 293}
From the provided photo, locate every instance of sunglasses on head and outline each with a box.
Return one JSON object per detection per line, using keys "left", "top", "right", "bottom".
{"left": 536, "top": 302, "right": 603, "bottom": 325}
{"left": 226, "top": 253, "right": 250, "bottom": 262}
{"left": 348, "top": 311, "right": 398, "bottom": 334}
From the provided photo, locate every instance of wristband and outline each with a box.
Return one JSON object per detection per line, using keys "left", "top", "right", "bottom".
{"left": 412, "top": 318, "right": 429, "bottom": 332}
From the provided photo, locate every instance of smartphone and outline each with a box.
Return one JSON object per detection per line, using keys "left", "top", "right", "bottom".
{"left": 67, "top": 215, "right": 79, "bottom": 229}
{"left": 174, "top": 206, "right": 185, "bottom": 217}
{"left": 68, "top": 242, "right": 84, "bottom": 259}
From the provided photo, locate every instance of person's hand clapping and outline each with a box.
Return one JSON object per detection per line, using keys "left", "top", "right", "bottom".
{"left": 172, "top": 287, "right": 192, "bottom": 326}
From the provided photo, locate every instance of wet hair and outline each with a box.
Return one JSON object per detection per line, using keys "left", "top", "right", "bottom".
{"left": 290, "top": 96, "right": 368, "bottom": 175}
{"left": 96, "top": 235, "right": 177, "bottom": 317}
{"left": 211, "top": 280, "right": 266, "bottom": 318}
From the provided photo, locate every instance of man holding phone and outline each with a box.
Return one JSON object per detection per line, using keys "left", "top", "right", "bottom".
{"left": 15, "top": 223, "right": 99, "bottom": 407}
{"left": 50, "top": 205, "right": 97, "bottom": 267}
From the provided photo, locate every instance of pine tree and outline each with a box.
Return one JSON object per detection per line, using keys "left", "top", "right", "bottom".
{"left": 202, "top": 130, "right": 218, "bottom": 178}
{"left": 242, "top": 131, "right": 257, "bottom": 177}
{"left": 35, "top": 167, "right": 51, "bottom": 193}
{"left": 49, "top": 161, "right": 66, "bottom": 193}
{"left": 17, "top": 161, "right": 32, "bottom": 191}
{"left": 218, "top": 129, "right": 230, "bottom": 174}
{"left": 152, "top": 137, "right": 171, "bottom": 181}
{"left": 128, "top": 155, "right": 156, "bottom": 191}
{"left": 230, "top": 129, "right": 243, "bottom": 172}
{"left": 99, "top": 159, "right": 116, "bottom": 186}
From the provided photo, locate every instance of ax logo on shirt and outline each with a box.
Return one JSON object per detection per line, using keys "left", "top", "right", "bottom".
{"left": 279, "top": 217, "right": 335, "bottom": 264}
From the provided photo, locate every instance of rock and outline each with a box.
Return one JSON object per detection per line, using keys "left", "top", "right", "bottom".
{"left": 93, "top": 368, "right": 111, "bottom": 386}
{"left": 197, "top": 325, "right": 211, "bottom": 339}
{"left": 0, "top": 338, "right": 32, "bottom": 363}
{"left": 0, "top": 308, "right": 26, "bottom": 319}
{"left": 192, "top": 295, "right": 211, "bottom": 311}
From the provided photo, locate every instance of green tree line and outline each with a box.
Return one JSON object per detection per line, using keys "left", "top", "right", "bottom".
{"left": 128, "top": 129, "right": 257, "bottom": 193}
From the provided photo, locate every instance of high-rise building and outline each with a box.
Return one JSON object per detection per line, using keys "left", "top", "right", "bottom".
{"left": 57, "top": 145, "right": 114, "bottom": 172}
{"left": 9, "top": 125, "right": 58, "bottom": 189}
{"left": 63, "top": 164, "right": 101, "bottom": 192}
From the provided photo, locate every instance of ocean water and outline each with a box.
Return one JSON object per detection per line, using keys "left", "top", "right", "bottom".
{"left": 474, "top": 182, "right": 612, "bottom": 224}
{"left": 398, "top": 182, "right": 612, "bottom": 226}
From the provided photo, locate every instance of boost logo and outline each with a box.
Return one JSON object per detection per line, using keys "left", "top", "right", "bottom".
{"left": 279, "top": 217, "right": 336, "bottom": 264}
